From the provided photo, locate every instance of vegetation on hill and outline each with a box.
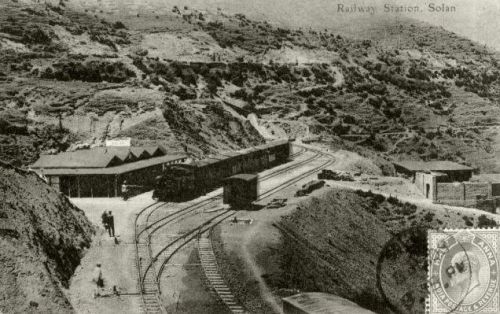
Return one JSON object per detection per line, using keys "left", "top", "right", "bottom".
{"left": 0, "top": 1, "right": 499, "bottom": 172}
{"left": 268, "top": 189, "right": 497, "bottom": 314}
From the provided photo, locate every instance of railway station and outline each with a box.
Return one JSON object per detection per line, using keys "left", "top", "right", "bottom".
{"left": 30, "top": 146, "right": 187, "bottom": 197}
{"left": 4, "top": 1, "right": 500, "bottom": 314}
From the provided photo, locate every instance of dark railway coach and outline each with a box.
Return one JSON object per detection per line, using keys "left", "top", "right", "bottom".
{"left": 153, "top": 140, "right": 291, "bottom": 201}
{"left": 223, "top": 174, "right": 258, "bottom": 206}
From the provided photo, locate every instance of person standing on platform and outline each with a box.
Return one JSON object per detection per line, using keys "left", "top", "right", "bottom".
{"left": 101, "top": 211, "right": 109, "bottom": 235}
{"left": 121, "top": 180, "right": 129, "bottom": 200}
{"left": 108, "top": 211, "right": 115, "bottom": 237}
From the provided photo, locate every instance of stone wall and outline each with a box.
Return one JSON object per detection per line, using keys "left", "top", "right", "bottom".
{"left": 435, "top": 182, "right": 492, "bottom": 208}
{"left": 464, "top": 182, "right": 490, "bottom": 200}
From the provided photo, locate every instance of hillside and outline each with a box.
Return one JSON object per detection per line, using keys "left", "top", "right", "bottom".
{"left": 0, "top": 162, "right": 94, "bottom": 313}
{"left": 1, "top": 0, "right": 499, "bottom": 172}
{"left": 266, "top": 189, "right": 498, "bottom": 314}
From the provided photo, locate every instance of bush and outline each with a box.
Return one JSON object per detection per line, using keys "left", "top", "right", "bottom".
{"left": 477, "top": 215, "right": 499, "bottom": 228}
{"left": 355, "top": 189, "right": 374, "bottom": 198}
{"left": 112, "top": 21, "right": 126, "bottom": 29}
{"left": 423, "top": 212, "right": 435, "bottom": 222}
{"left": 387, "top": 195, "right": 401, "bottom": 205}
{"left": 373, "top": 194, "right": 386, "bottom": 204}
{"left": 41, "top": 60, "right": 135, "bottom": 82}
{"left": 342, "top": 115, "right": 356, "bottom": 124}
{"left": 331, "top": 122, "right": 350, "bottom": 135}
{"left": 462, "top": 216, "right": 474, "bottom": 227}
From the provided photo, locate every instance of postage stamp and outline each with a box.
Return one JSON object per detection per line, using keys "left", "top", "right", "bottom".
{"left": 428, "top": 229, "right": 500, "bottom": 314}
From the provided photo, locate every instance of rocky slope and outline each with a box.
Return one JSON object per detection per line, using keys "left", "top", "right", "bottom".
{"left": 267, "top": 189, "right": 498, "bottom": 314}
{"left": 1, "top": 0, "right": 500, "bottom": 172}
{"left": 0, "top": 162, "right": 94, "bottom": 313}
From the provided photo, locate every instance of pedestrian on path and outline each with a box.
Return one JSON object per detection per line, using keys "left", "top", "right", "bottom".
{"left": 108, "top": 211, "right": 115, "bottom": 237}
{"left": 92, "top": 263, "right": 104, "bottom": 298}
{"left": 101, "top": 211, "right": 109, "bottom": 235}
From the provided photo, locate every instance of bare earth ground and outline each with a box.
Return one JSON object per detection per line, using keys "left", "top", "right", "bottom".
{"left": 156, "top": 149, "right": 330, "bottom": 313}
{"left": 66, "top": 193, "right": 156, "bottom": 314}
{"left": 65, "top": 146, "right": 325, "bottom": 313}
{"left": 214, "top": 145, "right": 500, "bottom": 313}
{"left": 65, "top": 145, "right": 500, "bottom": 314}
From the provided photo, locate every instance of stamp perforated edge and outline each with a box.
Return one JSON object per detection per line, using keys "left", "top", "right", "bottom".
{"left": 426, "top": 227, "right": 500, "bottom": 314}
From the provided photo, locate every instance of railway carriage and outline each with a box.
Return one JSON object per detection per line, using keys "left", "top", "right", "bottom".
{"left": 153, "top": 140, "right": 291, "bottom": 201}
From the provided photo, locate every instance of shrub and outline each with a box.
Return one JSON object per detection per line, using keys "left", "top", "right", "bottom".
{"left": 342, "top": 115, "right": 356, "bottom": 124}
{"left": 112, "top": 21, "right": 126, "bottom": 29}
{"left": 355, "top": 189, "right": 374, "bottom": 198}
{"left": 477, "top": 215, "right": 499, "bottom": 228}
{"left": 423, "top": 212, "right": 435, "bottom": 222}
{"left": 399, "top": 203, "right": 417, "bottom": 215}
{"left": 373, "top": 194, "right": 386, "bottom": 204}
{"left": 42, "top": 60, "right": 135, "bottom": 82}
{"left": 387, "top": 196, "right": 400, "bottom": 205}
{"left": 462, "top": 216, "right": 474, "bottom": 227}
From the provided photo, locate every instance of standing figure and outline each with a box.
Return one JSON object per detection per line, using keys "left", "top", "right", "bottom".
{"left": 92, "top": 263, "right": 104, "bottom": 297}
{"left": 121, "top": 180, "right": 129, "bottom": 200}
{"left": 101, "top": 211, "right": 109, "bottom": 235}
{"left": 108, "top": 211, "right": 115, "bottom": 237}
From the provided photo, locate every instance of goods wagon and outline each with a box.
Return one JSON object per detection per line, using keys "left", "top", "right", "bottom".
{"left": 223, "top": 174, "right": 258, "bottom": 206}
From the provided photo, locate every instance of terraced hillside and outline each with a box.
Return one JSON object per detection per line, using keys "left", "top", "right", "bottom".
{"left": 1, "top": 0, "right": 500, "bottom": 172}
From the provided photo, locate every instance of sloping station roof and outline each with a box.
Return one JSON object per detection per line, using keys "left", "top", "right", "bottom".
{"left": 32, "top": 146, "right": 165, "bottom": 169}
{"left": 34, "top": 155, "right": 187, "bottom": 176}
{"left": 282, "top": 293, "right": 375, "bottom": 314}
{"left": 394, "top": 161, "right": 473, "bottom": 172}
{"left": 31, "top": 146, "right": 186, "bottom": 176}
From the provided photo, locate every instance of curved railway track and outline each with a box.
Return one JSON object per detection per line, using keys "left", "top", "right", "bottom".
{"left": 134, "top": 145, "right": 333, "bottom": 313}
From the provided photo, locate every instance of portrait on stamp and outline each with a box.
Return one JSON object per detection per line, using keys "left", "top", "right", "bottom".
{"left": 428, "top": 229, "right": 500, "bottom": 314}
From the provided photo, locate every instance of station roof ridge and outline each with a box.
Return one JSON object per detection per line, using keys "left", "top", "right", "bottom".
{"left": 31, "top": 145, "right": 168, "bottom": 169}
{"left": 394, "top": 160, "right": 473, "bottom": 172}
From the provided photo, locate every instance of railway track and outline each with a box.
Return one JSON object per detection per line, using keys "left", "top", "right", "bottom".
{"left": 198, "top": 232, "right": 245, "bottom": 314}
{"left": 135, "top": 146, "right": 307, "bottom": 241}
{"left": 134, "top": 145, "right": 331, "bottom": 313}
{"left": 195, "top": 149, "right": 336, "bottom": 313}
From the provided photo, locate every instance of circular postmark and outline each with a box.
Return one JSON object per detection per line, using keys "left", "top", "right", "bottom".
{"left": 429, "top": 230, "right": 499, "bottom": 313}
{"left": 377, "top": 227, "right": 499, "bottom": 314}
{"left": 376, "top": 226, "right": 430, "bottom": 314}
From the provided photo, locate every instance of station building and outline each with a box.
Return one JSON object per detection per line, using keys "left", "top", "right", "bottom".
{"left": 30, "top": 146, "right": 187, "bottom": 198}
